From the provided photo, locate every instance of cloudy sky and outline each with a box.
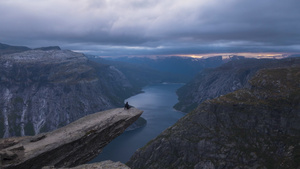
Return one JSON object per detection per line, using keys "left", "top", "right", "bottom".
{"left": 1, "top": 0, "right": 300, "bottom": 56}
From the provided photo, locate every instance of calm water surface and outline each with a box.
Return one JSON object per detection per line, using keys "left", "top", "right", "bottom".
{"left": 90, "top": 83, "right": 185, "bottom": 163}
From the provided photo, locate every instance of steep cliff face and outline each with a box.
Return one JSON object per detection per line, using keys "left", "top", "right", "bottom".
{"left": 175, "top": 58, "right": 300, "bottom": 113}
{"left": 127, "top": 66, "right": 300, "bottom": 169}
{"left": 0, "top": 108, "right": 143, "bottom": 169}
{"left": 0, "top": 50, "right": 138, "bottom": 138}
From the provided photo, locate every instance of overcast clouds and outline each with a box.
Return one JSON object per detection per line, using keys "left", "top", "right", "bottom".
{"left": 1, "top": 0, "right": 300, "bottom": 56}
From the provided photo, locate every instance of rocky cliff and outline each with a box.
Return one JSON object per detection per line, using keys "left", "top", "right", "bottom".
{"left": 42, "top": 160, "right": 130, "bottom": 169}
{"left": 175, "top": 57, "right": 300, "bottom": 113}
{"left": 0, "top": 49, "right": 139, "bottom": 138}
{"left": 127, "top": 66, "right": 300, "bottom": 168}
{"left": 0, "top": 108, "right": 143, "bottom": 169}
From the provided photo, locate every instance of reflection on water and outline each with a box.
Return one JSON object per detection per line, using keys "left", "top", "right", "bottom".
{"left": 89, "top": 83, "right": 184, "bottom": 163}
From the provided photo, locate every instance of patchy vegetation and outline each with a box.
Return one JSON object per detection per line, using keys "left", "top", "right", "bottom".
{"left": 128, "top": 64, "right": 300, "bottom": 168}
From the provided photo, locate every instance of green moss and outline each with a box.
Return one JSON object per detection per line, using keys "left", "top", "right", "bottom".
{"left": 58, "top": 121, "right": 68, "bottom": 128}
{"left": 40, "top": 124, "right": 48, "bottom": 133}
{"left": 293, "top": 145, "right": 300, "bottom": 167}
{"left": 24, "top": 122, "right": 35, "bottom": 136}
{"left": 0, "top": 111, "right": 4, "bottom": 137}
{"left": 84, "top": 129, "right": 97, "bottom": 137}
{"left": 13, "top": 97, "right": 24, "bottom": 104}
{"left": 8, "top": 112, "right": 21, "bottom": 136}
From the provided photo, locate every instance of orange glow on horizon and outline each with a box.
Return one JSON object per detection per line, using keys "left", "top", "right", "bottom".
{"left": 96, "top": 52, "right": 297, "bottom": 59}
{"left": 175, "top": 52, "right": 292, "bottom": 59}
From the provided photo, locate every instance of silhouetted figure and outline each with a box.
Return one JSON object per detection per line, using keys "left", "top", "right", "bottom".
{"left": 124, "top": 102, "right": 130, "bottom": 109}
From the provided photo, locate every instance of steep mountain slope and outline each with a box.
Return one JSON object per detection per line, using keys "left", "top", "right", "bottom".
{"left": 0, "top": 49, "right": 138, "bottom": 138}
{"left": 175, "top": 58, "right": 300, "bottom": 113}
{"left": 0, "top": 43, "right": 30, "bottom": 56}
{"left": 127, "top": 65, "right": 300, "bottom": 169}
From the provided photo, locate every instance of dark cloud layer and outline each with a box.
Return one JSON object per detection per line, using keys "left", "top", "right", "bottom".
{"left": 1, "top": 0, "right": 300, "bottom": 56}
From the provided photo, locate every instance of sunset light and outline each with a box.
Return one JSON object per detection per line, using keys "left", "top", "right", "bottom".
{"left": 177, "top": 52, "right": 290, "bottom": 59}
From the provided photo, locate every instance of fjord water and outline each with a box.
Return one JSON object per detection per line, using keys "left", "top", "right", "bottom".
{"left": 90, "top": 83, "right": 185, "bottom": 163}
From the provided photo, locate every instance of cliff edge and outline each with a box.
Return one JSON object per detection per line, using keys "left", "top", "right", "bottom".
{"left": 128, "top": 66, "right": 300, "bottom": 168}
{"left": 0, "top": 108, "right": 143, "bottom": 169}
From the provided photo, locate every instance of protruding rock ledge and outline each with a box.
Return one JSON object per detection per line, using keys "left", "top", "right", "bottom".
{"left": 0, "top": 108, "right": 143, "bottom": 169}
{"left": 42, "top": 160, "right": 130, "bottom": 169}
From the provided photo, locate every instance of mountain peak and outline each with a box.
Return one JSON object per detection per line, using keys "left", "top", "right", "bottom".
{"left": 0, "top": 43, "right": 31, "bottom": 55}
{"left": 0, "top": 49, "right": 86, "bottom": 64}
{"left": 34, "top": 46, "right": 61, "bottom": 51}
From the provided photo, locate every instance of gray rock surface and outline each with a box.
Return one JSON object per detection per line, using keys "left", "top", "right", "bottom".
{"left": 127, "top": 65, "right": 300, "bottom": 169}
{"left": 43, "top": 160, "right": 130, "bottom": 169}
{"left": 0, "top": 49, "right": 139, "bottom": 137}
{"left": 0, "top": 108, "right": 142, "bottom": 169}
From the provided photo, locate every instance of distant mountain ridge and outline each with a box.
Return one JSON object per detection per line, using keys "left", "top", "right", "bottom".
{"left": 89, "top": 57, "right": 183, "bottom": 88}
{"left": 0, "top": 43, "right": 31, "bottom": 55}
{"left": 34, "top": 46, "right": 61, "bottom": 51}
{"left": 0, "top": 43, "right": 62, "bottom": 56}
{"left": 102, "top": 56, "right": 229, "bottom": 82}
{"left": 175, "top": 57, "right": 300, "bottom": 113}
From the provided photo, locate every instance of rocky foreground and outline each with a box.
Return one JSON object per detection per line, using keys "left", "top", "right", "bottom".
{"left": 42, "top": 160, "right": 130, "bottom": 169}
{"left": 127, "top": 66, "right": 300, "bottom": 168}
{"left": 0, "top": 108, "right": 143, "bottom": 169}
